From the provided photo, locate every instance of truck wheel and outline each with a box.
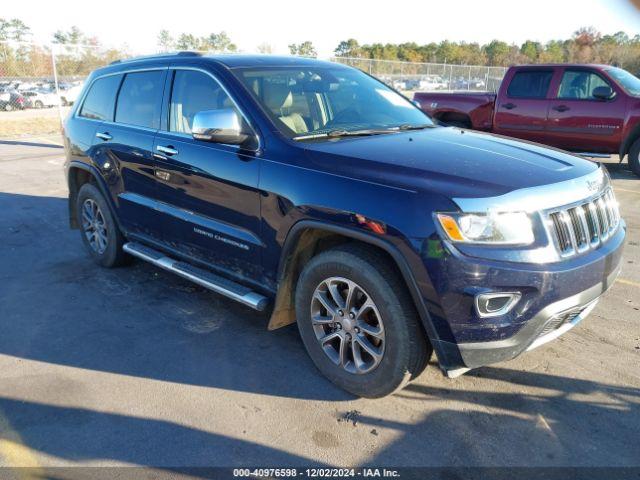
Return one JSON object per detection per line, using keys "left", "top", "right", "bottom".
{"left": 34, "top": 100, "right": 44, "bottom": 109}
{"left": 76, "top": 183, "right": 130, "bottom": 268}
{"left": 629, "top": 138, "right": 640, "bottom": 177}
{"left": 446, "top": 120, "right": 470, "bottom": 129}
{"left": 295, "top": 244, "right": 431, "bottom": 398}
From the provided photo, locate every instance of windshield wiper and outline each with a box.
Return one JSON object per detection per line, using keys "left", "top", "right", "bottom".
{"left": 396, "top": 123, "right": 436, "bottom": 131}
{"left": 294, "top": 129, "right": 398, "bottom": 141}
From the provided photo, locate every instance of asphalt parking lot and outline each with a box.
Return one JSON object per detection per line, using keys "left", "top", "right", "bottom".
{"left": 0, "top": 135, "right": 639, "bottom": 471}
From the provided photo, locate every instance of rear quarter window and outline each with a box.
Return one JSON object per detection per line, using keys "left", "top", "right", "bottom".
{"left": 507, "top": 70, "right": 554, "bottom": 99}
{"left": 79, "top": 75, "right": 122, "bottom": 121}
{"left": 115, "top": 71, "right": 164, "bottom": 129}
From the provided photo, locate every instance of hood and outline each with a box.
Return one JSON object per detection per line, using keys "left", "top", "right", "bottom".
{"left": 302, "top": 127, "right": 598, "bottom": 199}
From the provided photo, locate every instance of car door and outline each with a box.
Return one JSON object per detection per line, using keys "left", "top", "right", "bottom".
{"left": 66, "top": 74, "right": 122, "bottom": 167}
{"left": 152, "top": 67, "right": 263, "bottom": 284}
{"left": 493, "top": 69, "right": 555, "bottom": 143}
{"left": 546, "top": 68, "right": 626, "bottom": 153}
{"left": 92, "top": 69, "right": 167, "bottom": 243}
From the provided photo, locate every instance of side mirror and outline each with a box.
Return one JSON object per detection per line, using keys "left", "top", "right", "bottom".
{"left": 192, "top": 109, "right": 252, "bottom": 146}
{"left": 592, "top": 86, "right": 614, "bottom": 101}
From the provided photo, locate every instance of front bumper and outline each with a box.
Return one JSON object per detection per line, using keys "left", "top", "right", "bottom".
{"left": 456, "top": 267, "right": 618, "bottom": 369}
{"left": 421, "top": 221, "right": 625, "bottom": 371}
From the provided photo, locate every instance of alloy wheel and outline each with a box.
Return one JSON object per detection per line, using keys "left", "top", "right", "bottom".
{"left": 81, "top": 198, "right": 108, "bottom": 254}
{"left": 310, "top": 277, "right": 385, "bottom": 374}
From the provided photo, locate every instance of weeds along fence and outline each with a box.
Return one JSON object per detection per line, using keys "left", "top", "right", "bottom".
{"left": 0, "top": 42, "right": 508, "bottom": 139}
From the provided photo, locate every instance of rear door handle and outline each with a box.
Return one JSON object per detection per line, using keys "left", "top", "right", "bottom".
{"left": 553, "top": 105, "right": 570, "bottom": 112}
{"left": 156, "top": 145, "right": 178, "bottom": 156}
{"left": 96, "top": 132, "right": 112, "bottom": 141}
{"left": 502, "top": 103, "right": 517, "bottom": 110}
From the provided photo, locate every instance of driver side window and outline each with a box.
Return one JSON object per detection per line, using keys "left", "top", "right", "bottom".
{"left": 558, "top": 70, "right": 610, "bottom": 100}
{"left": 169, "top": 70, "right": 238, "bottom": 134}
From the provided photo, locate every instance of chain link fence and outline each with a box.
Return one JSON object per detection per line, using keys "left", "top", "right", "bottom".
{"left": 0, "top": 41, "right": 134, "bottom": 139}
{"left": 331, "top": 57, "right": 508, "bottom": 95}
{"left": 0, "top": 42, "right": 507, "bottom": 141}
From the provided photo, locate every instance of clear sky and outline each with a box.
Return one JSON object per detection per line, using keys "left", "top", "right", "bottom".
{"left": 4, "top": 0, "right": 640, "bottom": 57}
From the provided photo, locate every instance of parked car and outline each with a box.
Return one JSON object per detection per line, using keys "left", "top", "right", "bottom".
{"left": 64, "top": 53, "right": 625, "bottom": 397}
{"left": 414, "top": 64, "right": 640, "bottom": 177}
{"left": 22, "top": 89, "right": 60, "bottom": 108}
{"left": 0, "top": 89, "right": 27, "bottom": 111}
{"left": 392, "top": 79, "right": 408, "bottom": 90}
{"left": 418, "top": 75, "right": 447, "bottom": 90}
{"left": 59, "top": 83, "right": 83, "bottom": 106}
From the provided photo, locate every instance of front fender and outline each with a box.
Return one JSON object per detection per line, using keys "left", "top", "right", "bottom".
{"left": 266, "top": 218, "right": 461, "bottom": 370}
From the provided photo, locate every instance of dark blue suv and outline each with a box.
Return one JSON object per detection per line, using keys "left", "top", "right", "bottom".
{"left": 64, "top": 53, "right": 625, "bottom": 397}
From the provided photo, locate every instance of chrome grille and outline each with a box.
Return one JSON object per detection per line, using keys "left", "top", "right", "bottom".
{"left": 547, "top": 188, "right": 620, "bottom": 257}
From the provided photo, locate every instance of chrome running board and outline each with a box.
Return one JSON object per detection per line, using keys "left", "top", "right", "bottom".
{"left": 123, "top": 242, "right": 269, "bottom": 311}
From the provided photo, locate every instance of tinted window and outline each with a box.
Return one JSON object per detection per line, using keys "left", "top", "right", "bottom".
{"left": 115, "top": 71, "right": 164, "bottom": 129}
{"left": 507, "top": 71, "right": 553, "bottom": 98}
{"left": 558, "top": 70, "right": 611, "bottom": 100}
{"left": 79, "top": 75, "right": 121, "bottom": 121}
{"left": 169, "top": 70, "right": 238, "bottom": 134}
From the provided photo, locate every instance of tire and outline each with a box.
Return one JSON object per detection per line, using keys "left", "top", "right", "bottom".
{"left": 295, "top": 244, "right": 432, "bottom": 398}
{"left": 446, "top": 120, "right": 470, "bottom": 129}
{"left": 34, "top": 100, "right": 43, "bottom": 109}
{"left": 76, "top": 183, "right": 130, "bottom": 268}
{"left": 4, "top": 103, "right": 13, "bottom": 112}
{"left": 629, "top": 137, "right": 640, "bottom": 178}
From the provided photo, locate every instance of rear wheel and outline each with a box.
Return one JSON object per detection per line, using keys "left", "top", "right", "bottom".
{"left": 34, "top": 100, "right": 44, "bottom": 109}
{"left": 295, "top": 244, "right": 431, "bottom": 398}
{"left": 76, "top": 183, "right": 130, "bottom": 268}
{"left": 629, "top": 138, "right": 640, "bottom": 177}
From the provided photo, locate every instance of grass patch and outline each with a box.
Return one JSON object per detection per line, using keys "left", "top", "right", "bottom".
{"left": 0, "top": 117, "right": 62, "bottom": 138}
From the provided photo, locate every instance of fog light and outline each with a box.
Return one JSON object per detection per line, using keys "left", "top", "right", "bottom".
{"left": 475, "top": 292, "right": 521, "bottom": 318}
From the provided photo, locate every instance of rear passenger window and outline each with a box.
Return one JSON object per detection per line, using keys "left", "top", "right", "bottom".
{"left": 79, "top": 75, "right": 121, "bottom": 121}
{"left": 115, "top": 71, "right": 164, "bottom": 129}
{"left": 507, "top": 71, "right": 553, "bottom": 99}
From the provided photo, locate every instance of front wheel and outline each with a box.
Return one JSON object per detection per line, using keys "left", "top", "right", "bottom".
{"left": 76, "top": 183, "right": 130, "bottom": 268}
{"left": 295, "top": 244, "right": 432, "bottom": 398}
{"left": 629, "top": 138, "right": 640, "bottom": 177}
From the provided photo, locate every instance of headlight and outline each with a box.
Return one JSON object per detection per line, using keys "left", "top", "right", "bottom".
{"left": 436, "top": 212, "right": 534, "bottom": 245}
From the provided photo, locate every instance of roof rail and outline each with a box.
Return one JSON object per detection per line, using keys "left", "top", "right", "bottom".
{"left": 110, "top": 51, "right": 202, "bottom": 65}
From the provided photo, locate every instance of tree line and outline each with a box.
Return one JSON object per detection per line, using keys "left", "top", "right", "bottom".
{"left": 1, "top": 18, "right": 639, "bottom": 78}
{"left": 334, "top": 28, "right": 640, "bottom": 72}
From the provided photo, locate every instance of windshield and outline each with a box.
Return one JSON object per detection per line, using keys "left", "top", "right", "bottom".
{"left": 234, "top": 66, "right": 433, "bottom": 139}
{"left": 606, "top": 67, "right": 640, "bottom": 97}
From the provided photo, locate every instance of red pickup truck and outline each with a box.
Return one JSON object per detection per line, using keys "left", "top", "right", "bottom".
{"left": 414, "top": 64, "right": 640, "bottom": 176}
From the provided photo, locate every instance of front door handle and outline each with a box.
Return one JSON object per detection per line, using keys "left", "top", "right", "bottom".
{"left": 553, "top": 105, "right": 570, "bottom": 112}
{"left": 156, "top": 145, "right": 178, "bottom": 156}
{"left": 96, "top": 132, "right": 112, "bottom": 141}
{"left": 502, "top": 103, "right": 517, "bottom": 110}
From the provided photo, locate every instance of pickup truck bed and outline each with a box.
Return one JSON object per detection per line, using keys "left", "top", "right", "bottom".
{"left": 414, "top": 92, "right": 496, "bottom": 131}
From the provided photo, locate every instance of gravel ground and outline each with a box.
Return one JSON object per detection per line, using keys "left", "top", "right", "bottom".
{"left": 0, "top": 137, "right": 639, "bottom": 472}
